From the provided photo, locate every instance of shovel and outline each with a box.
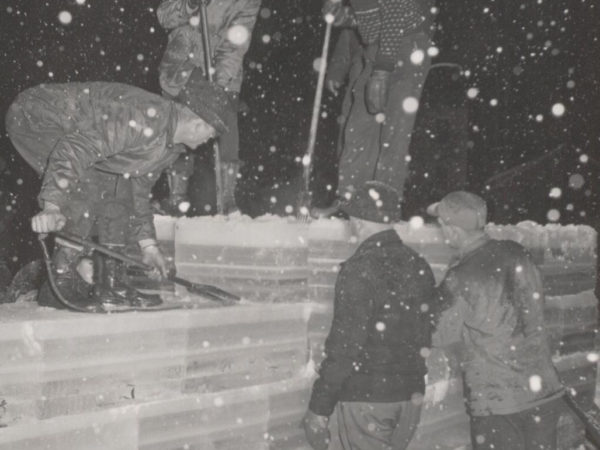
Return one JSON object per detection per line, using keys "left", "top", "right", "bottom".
{"left": 54, "top": 232, "right": 240, "bottom": 305}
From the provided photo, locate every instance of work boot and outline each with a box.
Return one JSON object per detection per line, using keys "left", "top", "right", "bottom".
{"left": 92, "top": 251, "right": 162, "bottom": 308}
{"left": 37, "top": 245, "right": 95, "bottom": 310}
{"left": 221, "top": 162, "right": 240, "bottom": 214}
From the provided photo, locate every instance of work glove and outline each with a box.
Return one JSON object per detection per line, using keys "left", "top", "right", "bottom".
{"left": 322, "top": 0, "right": 356, "bottom": 27}
{"left": 365, "top": 69, "right": 391, "bottom": 114}
{"left": 31, "top": 203, "right": 66, "bottom": 234}
{"left": 326, "top": 78, "right": 342, "bottom": 96}
{"left": 140, "top": 242, "right": 169, "bottom": 281}
{"left": 302, "top": 410, "right": 330, "bottom": 450}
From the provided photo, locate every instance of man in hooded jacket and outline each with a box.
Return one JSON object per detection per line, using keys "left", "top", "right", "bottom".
{"left": 6, "top": 71, "right": 233, "bottom": 310}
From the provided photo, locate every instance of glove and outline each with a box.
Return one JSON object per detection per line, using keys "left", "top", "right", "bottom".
{"left": 31, "top": 203, "right": 66, "bottom": 234}
{"left": 326, "top": 78, "right": 342, "bottom": 96}
{"left": 365, "top": 69, "right": 391, "bottom": 114}
{"left": 302, "top": 410, "right": 330, "bottom": 450}
{"left": 140, "top": 243, "right": 169, "bottom": 281}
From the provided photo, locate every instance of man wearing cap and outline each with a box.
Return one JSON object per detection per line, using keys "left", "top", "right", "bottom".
{"left": 303, "top": 181, "right": 436, "bottom": 450}
{"left": 157, "top": 0, "right": 261, "bottom": 214}
{"left": 5, "top": 73, "right": 232, "bottom": 310}
{"left": 428, "top": 191, "right": 564, "bottom": 450}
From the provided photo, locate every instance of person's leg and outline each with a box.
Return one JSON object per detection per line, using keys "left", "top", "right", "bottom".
{"left": 390, "top": 398, "right": 423, "bottom": 450}
{"left": 375, "top": 32, "right": 432, "bottom": 199}
{"left": 521, "top": 398, "right": 563, "bottom": 450}
{"left": 337, "top": 46, "right": 382, "bottom": 199}
{"left": 336, "top": 401, "right": 408, "bottom": 450}
{"left": 164, "top": 150, "right": 194, "bottom": 215}
{"left": 94, "top": 173, "right": 161, "bottom": 307}
{"left": 218, "top": 101, "right": 241, "bottom": 214}
{"left": 470, "top": 413, "right": 526, "bottom": 450}
{"left": 37, "top": 169, "right": 100, "bottom": 308}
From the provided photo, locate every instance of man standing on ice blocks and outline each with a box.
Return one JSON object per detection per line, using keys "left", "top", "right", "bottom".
{"left": 157, "top": 0, "right": 261, "bottom": 214}
{"left": 429, "top": 191, "right": 565, "bottom": 450}
{"left": 303, "top": 181, "right": 436, "bottom": 450}
{"left": 322, "top": 0, "right": 435, "bottom": 212}
{"left": 5, "top": 71, "right": 232, "bottom": 310}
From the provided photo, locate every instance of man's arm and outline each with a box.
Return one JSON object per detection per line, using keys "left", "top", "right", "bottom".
{"left": 157, "top": 0, "right": 198, "bottom": 30}
{"left": 431, "top": 278, "right": 466, "bottom": 348}
{"left": 131, "top": 174, "right": 169, "bottom": 278}
{"left": 326, "top": 29, "right": 357, "bottom": 95}
{"left": 308, "top": 261, "right": 373, "bottom": 417}
{"left": 213, "top": 0, "right": 261, "bottom": 90}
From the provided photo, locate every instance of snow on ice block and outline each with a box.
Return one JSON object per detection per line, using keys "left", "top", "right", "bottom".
{"left": 486, "top": 221, "right": 597, "bottom": 264}
{"left": 175, "top": 215, "right": 310, "bottom": 302}
{"left": 308, "top": 218, "right": 355, "bottom": 260}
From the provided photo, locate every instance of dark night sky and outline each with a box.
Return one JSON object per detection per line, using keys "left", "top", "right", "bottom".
{"left": 1, "top": 0, "right": 600, "bottom": 270}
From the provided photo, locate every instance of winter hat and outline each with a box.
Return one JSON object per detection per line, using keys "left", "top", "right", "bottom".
{"left": 427, "top": 191, "right": 487, "bottom": 231}
{"left": 339, "top": 181, "right": 402, "bottom": 223}
{"left": 175, "top": 69, "right": 233, "bottom": 135}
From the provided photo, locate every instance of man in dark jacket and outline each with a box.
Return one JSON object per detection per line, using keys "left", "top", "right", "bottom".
{"left": 429, "top": 191, "right": 564, "bottom": 450}
{"left": 157, "top": 0, "right": 261, "bottom": 214}
{"left": 303, "top": 181, "right": 436, "bottom": 450}
{"left": 5, "top": 71, "right": 232, "bottom": 310}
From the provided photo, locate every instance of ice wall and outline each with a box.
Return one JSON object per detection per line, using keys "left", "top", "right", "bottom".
{"left": 0, "top": 215, "right": 596, "bottom": 449}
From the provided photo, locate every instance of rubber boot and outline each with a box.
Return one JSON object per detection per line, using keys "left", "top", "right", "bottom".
{"left": 92, "top": 251, "right": 162, "bottom": 308}
{"left": 37, "top": 245, "right": 95, "bottom": 309}
{"left": 221, "top": 162, "right": 239, "bottom": 214}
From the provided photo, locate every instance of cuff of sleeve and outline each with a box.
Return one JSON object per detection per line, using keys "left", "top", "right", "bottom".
{"left": 138, "top": 238, "right": 158, "bottom": 249}
{"left": 308, "top": 391, "right": 335, "bottom": 417}
{"left": 38, "top": 192, "right": 67, "bottom": 211}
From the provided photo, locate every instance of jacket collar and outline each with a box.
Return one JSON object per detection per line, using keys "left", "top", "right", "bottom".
{"left": 457, "top": 232, "right": 490, "bottom": 260}
{"left": 354, "top": 229, "right": 401, "bottom": 257}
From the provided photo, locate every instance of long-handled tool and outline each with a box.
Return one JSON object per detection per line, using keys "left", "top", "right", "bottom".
{"left": 563, "top": 389, "right": 600, "bottom": 447}
{"left": 198, "top": 0, "right": 224, "bottom": 214}
{"left": 53, "top": 232, "right": 240, "bottom": 305}
{"left": 297, "top": 14, "right": 334, "bottom": 220}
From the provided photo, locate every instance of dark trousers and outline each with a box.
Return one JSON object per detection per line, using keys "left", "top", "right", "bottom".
{"left": 61, "top": 169, "right": 133, "bottom": 246}
{"left": 338, "top": 32, "right": 431, "bottom": 200}
{"left": 469, "top": 398, "right": 564, "bottom": 450}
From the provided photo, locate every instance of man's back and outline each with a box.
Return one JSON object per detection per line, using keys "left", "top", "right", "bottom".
{"left": 435, "top": 238, "right": 564, "bottom": 415}
{"left": 310, "top": 229, "right": 436, "bottom": 414}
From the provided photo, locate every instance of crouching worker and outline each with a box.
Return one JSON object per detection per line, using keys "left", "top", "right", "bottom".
{"left": 429, "top": 191, "right": 565, "bottom": 450}
{"left": 303, "top": 181, "right": 436, "bottom": 450}
{"left": 6, "top": 71, "right": 232, "bottom": 310}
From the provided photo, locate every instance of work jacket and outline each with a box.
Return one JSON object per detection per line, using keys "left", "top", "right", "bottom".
{"left": 309, "top": 229, "right": 436, "bottom": 416}
{"left": 6, "top": 82, "right": 183, "bottom": 242}
{"left": 433, "top": 236, "right": 564, "bottom": 416}
{"left": 157, "top": 0, "right": 261, "bottom": 95}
